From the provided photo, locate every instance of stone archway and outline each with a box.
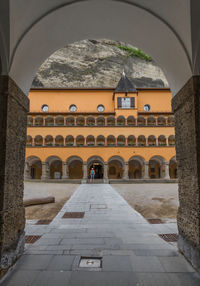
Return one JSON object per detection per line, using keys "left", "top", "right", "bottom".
{"left": 25, "top": 156, "right": 42, "bottom": 179}
{"left": 87, "top": 156, "right": 104, "bottom": 179}
{"left": 46, "top": 156, "right": 62, "bottom": 179}
{"left": 149, "top": 155, "right": 166, "bottom": 179}
{"left": 128, "top": 156, "right": 145, "bottom": 179}
{"left": 108, "top": 156, "right": 125, "bottom": 179}
{"left": 67, "top": 156, "right": 83, "bottom": 179}
{"left": 1, "top": 0, "right": 200, "bottom": 273}
{"left": 169, "top": 156, "right": 178, "bottom": 179}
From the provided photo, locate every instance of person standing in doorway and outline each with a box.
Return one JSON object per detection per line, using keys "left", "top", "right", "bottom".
{"left": 90, "top": 167, "right": 95, "bottom": 182}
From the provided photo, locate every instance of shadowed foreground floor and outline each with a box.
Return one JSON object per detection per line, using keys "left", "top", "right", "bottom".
{"left": 2, "top": 184, "right": 200, "bottom": 286}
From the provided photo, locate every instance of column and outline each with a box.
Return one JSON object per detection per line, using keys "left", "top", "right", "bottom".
{"left": 43, "top": 117, "right": 45, "bottom": 126}
{"left": 143, "top": 163, "right": 149, "bottom": 179}
{"left": 125, "top": 118, "right": 127, "bottom": 125}
{"left": 41, "top": 162, "right": 49, "bottom": 180}
{"left": 32, "top": 137, "right": 35, "bottom": 146}
{"left": 146, "top": 138, "right": 148, "bottom": 146}
{"left": 84, "top": 117, "right": 87, "bottom": 126}
{"left": 164, "top": 162, "right": 170, "bottom": 179}
{"left": 74, "top": 117, "right": 77, "bottom": 126}
{"left": 84, "top": 137, "right": 87, "bottom": 146}
{"left": 125, "top": 137, "right": 128, "bottom": 146}
{"left": 105, "top": 117, "right": 107, "bottom": 126}
{"left": 54, "top": 117, "right": 56, "bottom": 126}
{"left": 53, "top": 137, "right": 55, "bottom": 146}
{"left": 24, "top": 162, "right": 31, "bottom": 180}
{"left": 166, "top": 138, "right": 169, "bottom": 146}
{"left": 123, "top": 162, "right": 129, "bottom": 180}
{"left": 62, "top": 162, "right": 69, "bottom": 179}
{"left": 81, "top": 162, "right": 88, "bottom": 183}
{"left": 156, "top": 138, "right": 158, "bottom": 146}
{"left": 0, "top": 76, "right": 29, "bottom": 272}
{"left": 33, "top": 117, "right": 35, "bottom": 126}
{"left": 105, "top": 137, "right": 107, "bottom": 146}
{"left": 103, "top": 163, "right": 109, "bottom": 183}
{"left": 95, "top": 138, "right": 97, "bottom": 146}
{"left": 115, "top": 138, "right": 118, "bottom": 146}
{"left": 172, "top": 76, "right": 200, "bottom": 270}
{"left": 43, "top": 137, "right": 45, "bottom": 146}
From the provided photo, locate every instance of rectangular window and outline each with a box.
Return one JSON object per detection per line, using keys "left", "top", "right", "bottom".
{"left": 117, "top": 97, "right": 135, "bottom": 109}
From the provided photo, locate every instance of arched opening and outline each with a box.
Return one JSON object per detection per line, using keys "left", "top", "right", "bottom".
{"left": 168, "top": 135, "right": 175, "bottom": 146}
{"left": 55, "top": 135, "right": 64, "bottom": 146}
{"left": 96, "top": 116, "right": 105, "bottom": 126}
{"left": 34, "top": 135, "right": 43, "bottom": 147}
{"left": 26, "top": 135, "right": 32, "bottom": 147}
{"left": 129, "top": 156, "right": 145, "bottom": 179}
{"left": 158, "top": 135, "right": 167, "bottom": 146}
{"left": 147, "top": 116, "right": 156, "bottom": 126}
{"left": 55, "top": 115, "right": 64, "bottom": 126}
{"left": 66, "top": 116, "right": 75, "bottom": 126}
{"left": 45, "top": 116, "right": 54, "bottom": 126}
{"left": 127, "top": 116, "right": 136, "bottom": 126}
{"left": 76, "top": 116, "right": 85, "bottom": 126}
{"left": 157, "top": 116, "right": 166, "bottom": 126}
{"left": 149, "top": 156, "right": 166, "bottom": 179}
{"left": 76, "top": 135, "right": 84, "bottom": 147}
{"left": 168, "top": 115, "right": 175, "bottom": 126}
{"left": 86, "top": 116, "right": 95, "bottom": 126}
{"left": 27, "top": 116, "right": 33, "bottom": 126}
{"left": 108, "top": 156, "right": 124, "bottom": 179}
{"left": 97, "top": 135, "right": 105, "bottom": 146}
{"left": 117, "top": 135, "right": 126, "bottom": 146}
{"left": 127, "top": 135, "right": 136, "bottom": 146}
{"left": 107, "top": 135, "right": 115, "bottom": 146}
{"left": 138, "top": 116, "right": 146, "bottom": 126}
{"left": 117, "top": 116, "right": 125, "bottom": 126}
{"left": 46, "top": 156, "right": 62, "bottom": 179}
{"left": 45, "top": 135, "right": 53, "bottom": 146}
{"left": 67, "top": 156, "right": 83, "bottom": 179}
{"left": 107, "top": 116, "right": 115, "bottom": 126}
{"left": 138, "top": 135, "right": 146, "bottom": 146}
{"left": 26, "top": 156, "right": 42, "bottom": 179}
{"left": 65, "top": 135, "right": 74, "bottom": 146}
{"left": 148, "top": 135, "right": 156, "bottom": 146}
{"left": 169, "top": 156, "right": 178, "bottom": 179}
{"left": 87, "top": 156, "right": 104, "bottom": 179}
{"left": 86, "top": 135, "right": 95, "bottom": 146}
{"left": 35, "top": 116, "right": 43, "bottom": 126}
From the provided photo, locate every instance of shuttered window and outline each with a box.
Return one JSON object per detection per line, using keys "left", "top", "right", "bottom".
{"left": 117, "top": 97, "right": 122, "bottom": 108}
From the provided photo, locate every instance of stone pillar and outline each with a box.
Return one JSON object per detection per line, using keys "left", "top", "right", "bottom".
{"left": 105, "top": 117, "right": 107, "bottom": 126}
{"left": 103, "top": 163, "right": 109, "bottom": 183}
{"left": 105, "top": 137, "right": 107, "bottom": 146}
{"left": 32, "top": 138, "right": 35, "bottom": 146}
{"left": 156, "top": 138, "right": 158, "bottom": 146}
{"left": 143, "top": 163, "right": 149, "bottom": 179}
{"left": 33, "top": 117, "right": 35, "bottom": 126}
{"left": 172, "top": 76, "right": 200, "bottom": 271}
{"left": 123, "top": 162, "right": 129, "bottom": 180}
{"left": 74, "top": 117, "right": 76, "bottom": 126}
{"left": 81, "top": 162, "right": 88, "bottom": 183}
{"left": 41, "top": 162, "right": 49, "bottom": 180}
{"left": 62, "top": 162, "right": 69, "bottom": 179}
{"left": 24, "top": 162, "right": 31, "bottom": 180}
{"left": 164, "top": 162, "right": 170, "bottom": 179}
{"left": 0, "top": 76, "right": 29, "bottom": 274}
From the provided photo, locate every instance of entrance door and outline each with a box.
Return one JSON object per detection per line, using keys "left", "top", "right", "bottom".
{"left": 90, "top": 163, "right": 103, "bottom": 179}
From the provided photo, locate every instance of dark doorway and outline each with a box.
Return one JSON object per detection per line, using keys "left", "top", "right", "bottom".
{"left": 89, "top": 163, "right": 103, "bottom": 179}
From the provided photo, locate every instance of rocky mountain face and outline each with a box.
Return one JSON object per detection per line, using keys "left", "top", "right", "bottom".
{"left": 32, "top": 39, "right": 168, "bottom": 88}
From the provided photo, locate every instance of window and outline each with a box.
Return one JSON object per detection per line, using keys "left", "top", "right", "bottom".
{"left": 69, "top": 104, "right": 77, "bottom": 112}
{"left": 117, "top": 97, "right": 135, "bottom": 109}
{"left": 41, "top": 104, "right": 49, "bottom": 112}
{"left": 97, "top": 105, "right": 105, "bottom": 112}
{"left": 144, "top": 104, "right": 151, "bottom": 112}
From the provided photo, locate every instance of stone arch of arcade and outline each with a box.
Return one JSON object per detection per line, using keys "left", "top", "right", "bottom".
{"left": 1, "top": 0, "right": 200, "bottom": 274}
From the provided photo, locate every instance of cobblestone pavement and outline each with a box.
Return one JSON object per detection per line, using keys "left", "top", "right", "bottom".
{"left": 2, "top": 184, "right": 200, "bottom": 286}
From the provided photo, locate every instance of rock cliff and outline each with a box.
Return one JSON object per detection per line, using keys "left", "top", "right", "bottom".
{"left": 32, "top": 39, "right": 168, "bottom": 88}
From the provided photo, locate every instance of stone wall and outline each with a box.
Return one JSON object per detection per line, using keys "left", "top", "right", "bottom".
{"left": 0, "top": 76, "right": 29, "bottom": 275}
{"left": 172, "top": 76, "right": 200, "bottom": 270}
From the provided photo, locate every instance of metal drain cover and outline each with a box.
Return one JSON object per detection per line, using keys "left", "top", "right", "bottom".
{"left": 79, "top": 257, "right": 102, "bottom": 268}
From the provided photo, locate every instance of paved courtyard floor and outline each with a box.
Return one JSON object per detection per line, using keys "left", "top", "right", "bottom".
{"left": 2, "top": 184, "right": 200, "bottom": 286}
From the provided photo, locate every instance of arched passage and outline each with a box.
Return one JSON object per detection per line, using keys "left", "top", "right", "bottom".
{"left": 87, "top": 156, "right": 104, "bottom": 179}
{"left": 169, "top": 156, "right": 178, "bottom": 179}
{"left": 129, "top": 156, "right": 145, "bottom": 179}
{"left": 108, "top": 156, "right": 124, "bottom": 179}
{"left": 67, "top": 156, "right": 83, "bottom": 179}
{"left": 46, "top": 156, "right": 62, "bottom": 179}
{"left": 26, "top": 156, "right": 42, "bottom": 179}
{"left": 149, "top": 155, "right": 166, "bottom": 179}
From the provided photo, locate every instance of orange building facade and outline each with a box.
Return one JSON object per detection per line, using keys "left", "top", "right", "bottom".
{"left": 25, "top": 75, "right": 176, "bottom": 182}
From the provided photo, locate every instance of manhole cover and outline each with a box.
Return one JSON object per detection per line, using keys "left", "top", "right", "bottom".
{"left": 90, "top": 204, "right": 107, "bottom": 209}
{"left": 35, "top": 219, "right": 52, "bottom": 225}
{"left": 62, "top": 212, "right": 85, "bottom": 219}
{"left": 159, "top": 233, "right": 178, "bottom": 242}
{"left": 25, "top": 235, "right": 41, "bottom": 244}
{"left": 79, "top": 257, "right": 102, "bottom": 268}
{"left": 147, "top": 218, "right": 164, "bottom": 224}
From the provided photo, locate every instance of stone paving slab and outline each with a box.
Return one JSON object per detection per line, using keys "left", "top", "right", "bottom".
{"left": 2, "top": 184, "right": 200, "bottom": 286}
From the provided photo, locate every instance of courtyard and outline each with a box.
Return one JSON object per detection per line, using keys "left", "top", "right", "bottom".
{"left": 2, "top": 183, "right": 199, "bottom": 286}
